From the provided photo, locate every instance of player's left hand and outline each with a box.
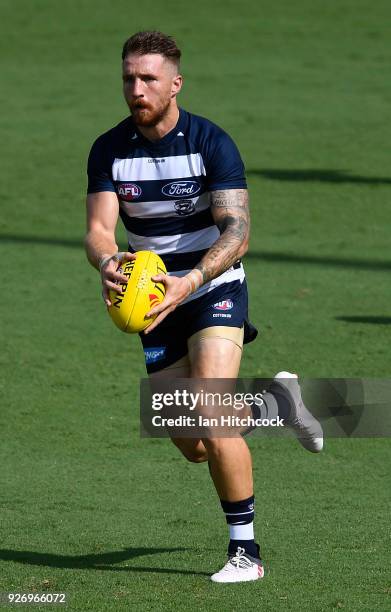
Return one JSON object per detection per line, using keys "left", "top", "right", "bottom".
{"left": 144, "top": 274, "right": 191, "bottom": 334}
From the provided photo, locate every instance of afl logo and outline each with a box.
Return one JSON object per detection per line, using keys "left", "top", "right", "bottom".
{"left": 174, "top": 200, "right": 196, "bottom": 216}
{"left": 117, "top": 183, "right": 142, "bottom": 201}
{"left": 162, "top": 180, "right": 201, "bottom": 197}
{"left": 213, "top": 300, "right": 234, "bottom": 311}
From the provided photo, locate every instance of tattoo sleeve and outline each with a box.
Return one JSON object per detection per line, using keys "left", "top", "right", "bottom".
{"left": 194, "top": 189, "right": 250, "bottom": 284}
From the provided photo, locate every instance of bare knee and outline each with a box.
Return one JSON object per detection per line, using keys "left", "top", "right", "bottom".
{"left": 171, "top": 438, "right": 208, "bottom": 463}
{"left": 202, "top": 437, "right": 244, "bottom": 459}
{"left": 183, "top": 451, "right": 208, "bottom": 463}
{"left": 202, "top": 437, "right": 222, "bottom": 458}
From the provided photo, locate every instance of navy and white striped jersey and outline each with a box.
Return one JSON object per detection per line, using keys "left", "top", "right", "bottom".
{"left": 87, "top": 107, "right": 247, "bottom": 302}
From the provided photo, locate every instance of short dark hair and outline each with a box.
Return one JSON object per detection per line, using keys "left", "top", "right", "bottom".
{"left": 122, "top": 31, "right": 181, "bottom": 68}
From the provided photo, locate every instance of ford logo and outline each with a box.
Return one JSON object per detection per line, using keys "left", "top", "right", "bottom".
{"left": 162, "top": 180, "right": 201, "bottom": 197}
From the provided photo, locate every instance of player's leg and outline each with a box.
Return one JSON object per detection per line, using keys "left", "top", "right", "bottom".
{"left": 188, "top": 328, "right": 252, "bottom": 499}
{"left": 188, "top": 328, "right": 264, "bottom": 582}
{"left": 149, "top": 355, "right": 208, "bottom": 463}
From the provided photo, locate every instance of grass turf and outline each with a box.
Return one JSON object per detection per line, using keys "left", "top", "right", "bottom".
{"left": 1, "top": 0, "right": 390, "bottom": 610}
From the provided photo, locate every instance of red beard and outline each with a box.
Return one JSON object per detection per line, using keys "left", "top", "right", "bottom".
{"left": 130, "top": 100, "right": 170, "bottom": 127}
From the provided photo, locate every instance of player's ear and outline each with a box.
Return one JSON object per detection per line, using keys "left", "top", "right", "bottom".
{"left": 171, "top": 74, "right": 183, "bottom": 97}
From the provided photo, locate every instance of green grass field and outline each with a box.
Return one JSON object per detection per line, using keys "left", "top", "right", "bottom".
{"left": 1, "top": 0, "right": 390, "bottom": 610}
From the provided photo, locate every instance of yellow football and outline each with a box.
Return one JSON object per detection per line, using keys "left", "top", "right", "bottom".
{"left": 108, "top": 251, "right": 166, "bottom": 333}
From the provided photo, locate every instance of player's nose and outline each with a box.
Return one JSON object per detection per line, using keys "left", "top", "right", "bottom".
{"left": 131, "top": 77, "right": 144, "bottom": 97}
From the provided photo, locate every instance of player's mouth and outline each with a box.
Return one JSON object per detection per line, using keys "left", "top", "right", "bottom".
{"left": 132, "top": 102, "right": 151, "bottom": 112}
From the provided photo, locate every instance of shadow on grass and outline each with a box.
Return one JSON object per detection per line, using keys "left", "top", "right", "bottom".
{"left": 335, "top": 315, "right": 391, "bottom": 325}
{"left": 247, "top": 168, "right": 391, "bottom": 185}
{"left": 244, "top": 251, "right": 391, "bottom": 272}
{"left": 0, "top": 234, "right": 82, "bottom": 248}
{"left": 0, "top": 547, "right": 210, "bottom": 576}
{"left": 1, "top": 233, "right": 391, "bottom": 273}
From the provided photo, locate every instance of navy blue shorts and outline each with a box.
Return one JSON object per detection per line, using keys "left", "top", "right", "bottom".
{"left": 140, "top": 279, "right": 258, "bottom": 373}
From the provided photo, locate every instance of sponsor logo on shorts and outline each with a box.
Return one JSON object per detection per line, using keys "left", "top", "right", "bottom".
{"left": 174, "top": 199, "right": 196, "bottom": 216}
{"left": 144, "top": 347, "right": 166, "bottom": 364}
{"left": 117, "top": 182, "right": 142, "bottom": 201}
{"left": 212, "top": 300, "right": 234, "bottom": 311}
{"left": 162, "top": 180, "right": 201, "bottom": 197}
{"left": 212, "top": 313, "right": 232, "bottom": 318}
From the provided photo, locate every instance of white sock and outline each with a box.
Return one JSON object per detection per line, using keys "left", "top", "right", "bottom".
{"left": 229, "top": 521, "right": 254, "bottom": 540}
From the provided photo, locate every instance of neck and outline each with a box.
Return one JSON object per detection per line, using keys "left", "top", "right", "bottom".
{"left": 137, "top": 104, "right": 179, "bottom": 142}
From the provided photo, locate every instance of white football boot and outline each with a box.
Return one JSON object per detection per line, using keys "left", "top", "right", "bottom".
{"left": 272, "top": 372, "right": 323, "bottom": 452}
{"left": 211, "top": 547, "right": 265, "bottom": 583}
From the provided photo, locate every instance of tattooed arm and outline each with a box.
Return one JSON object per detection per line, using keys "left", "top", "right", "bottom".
{"left": 144, "top": 189, "right": 249, "bottom": 333}
{"left": 195, "top": 189, "right": 250, "bottom": 284}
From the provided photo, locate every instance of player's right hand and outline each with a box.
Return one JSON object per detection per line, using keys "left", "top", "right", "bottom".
{"left": 99, "top": 251, "right": 136, "bottom": 307}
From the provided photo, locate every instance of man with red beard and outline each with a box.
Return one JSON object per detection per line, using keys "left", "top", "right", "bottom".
{"left": 85, "top": 30, "right": 323, "bottom": 583}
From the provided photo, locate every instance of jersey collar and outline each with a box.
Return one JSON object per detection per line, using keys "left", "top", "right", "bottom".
{"left": 130, "top": 107, "right": 188, "bottom": 151}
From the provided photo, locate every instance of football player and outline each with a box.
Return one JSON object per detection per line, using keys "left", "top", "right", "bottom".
{"left": 85, "top": 30, "right": 323, "bottom": 583}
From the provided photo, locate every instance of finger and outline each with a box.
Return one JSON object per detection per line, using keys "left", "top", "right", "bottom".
{"left": 110, "top": 271, "right": 129, "bottom": 284}
{"left": 144, "top": 307, "right": 174, "bottom": 334}
{"left": 151, "top": 274, "right": 168, "bottom": 284}
{"left": 125, "top": 251, "right": 137, "bottom": 260}
{"left": 104, "top": 280, "right": 125, "bottom": 294}
{"left": 101, "top": 252, "right": 136, "bottom": 272}
{"left": 146, "top": 297, "right": 173, "bottom": 318}
{"left": 102, "top": 288, "right": 112, "bottom": 307}
{"left": 116, "top": 251, "right": 137, "bottom": 265}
